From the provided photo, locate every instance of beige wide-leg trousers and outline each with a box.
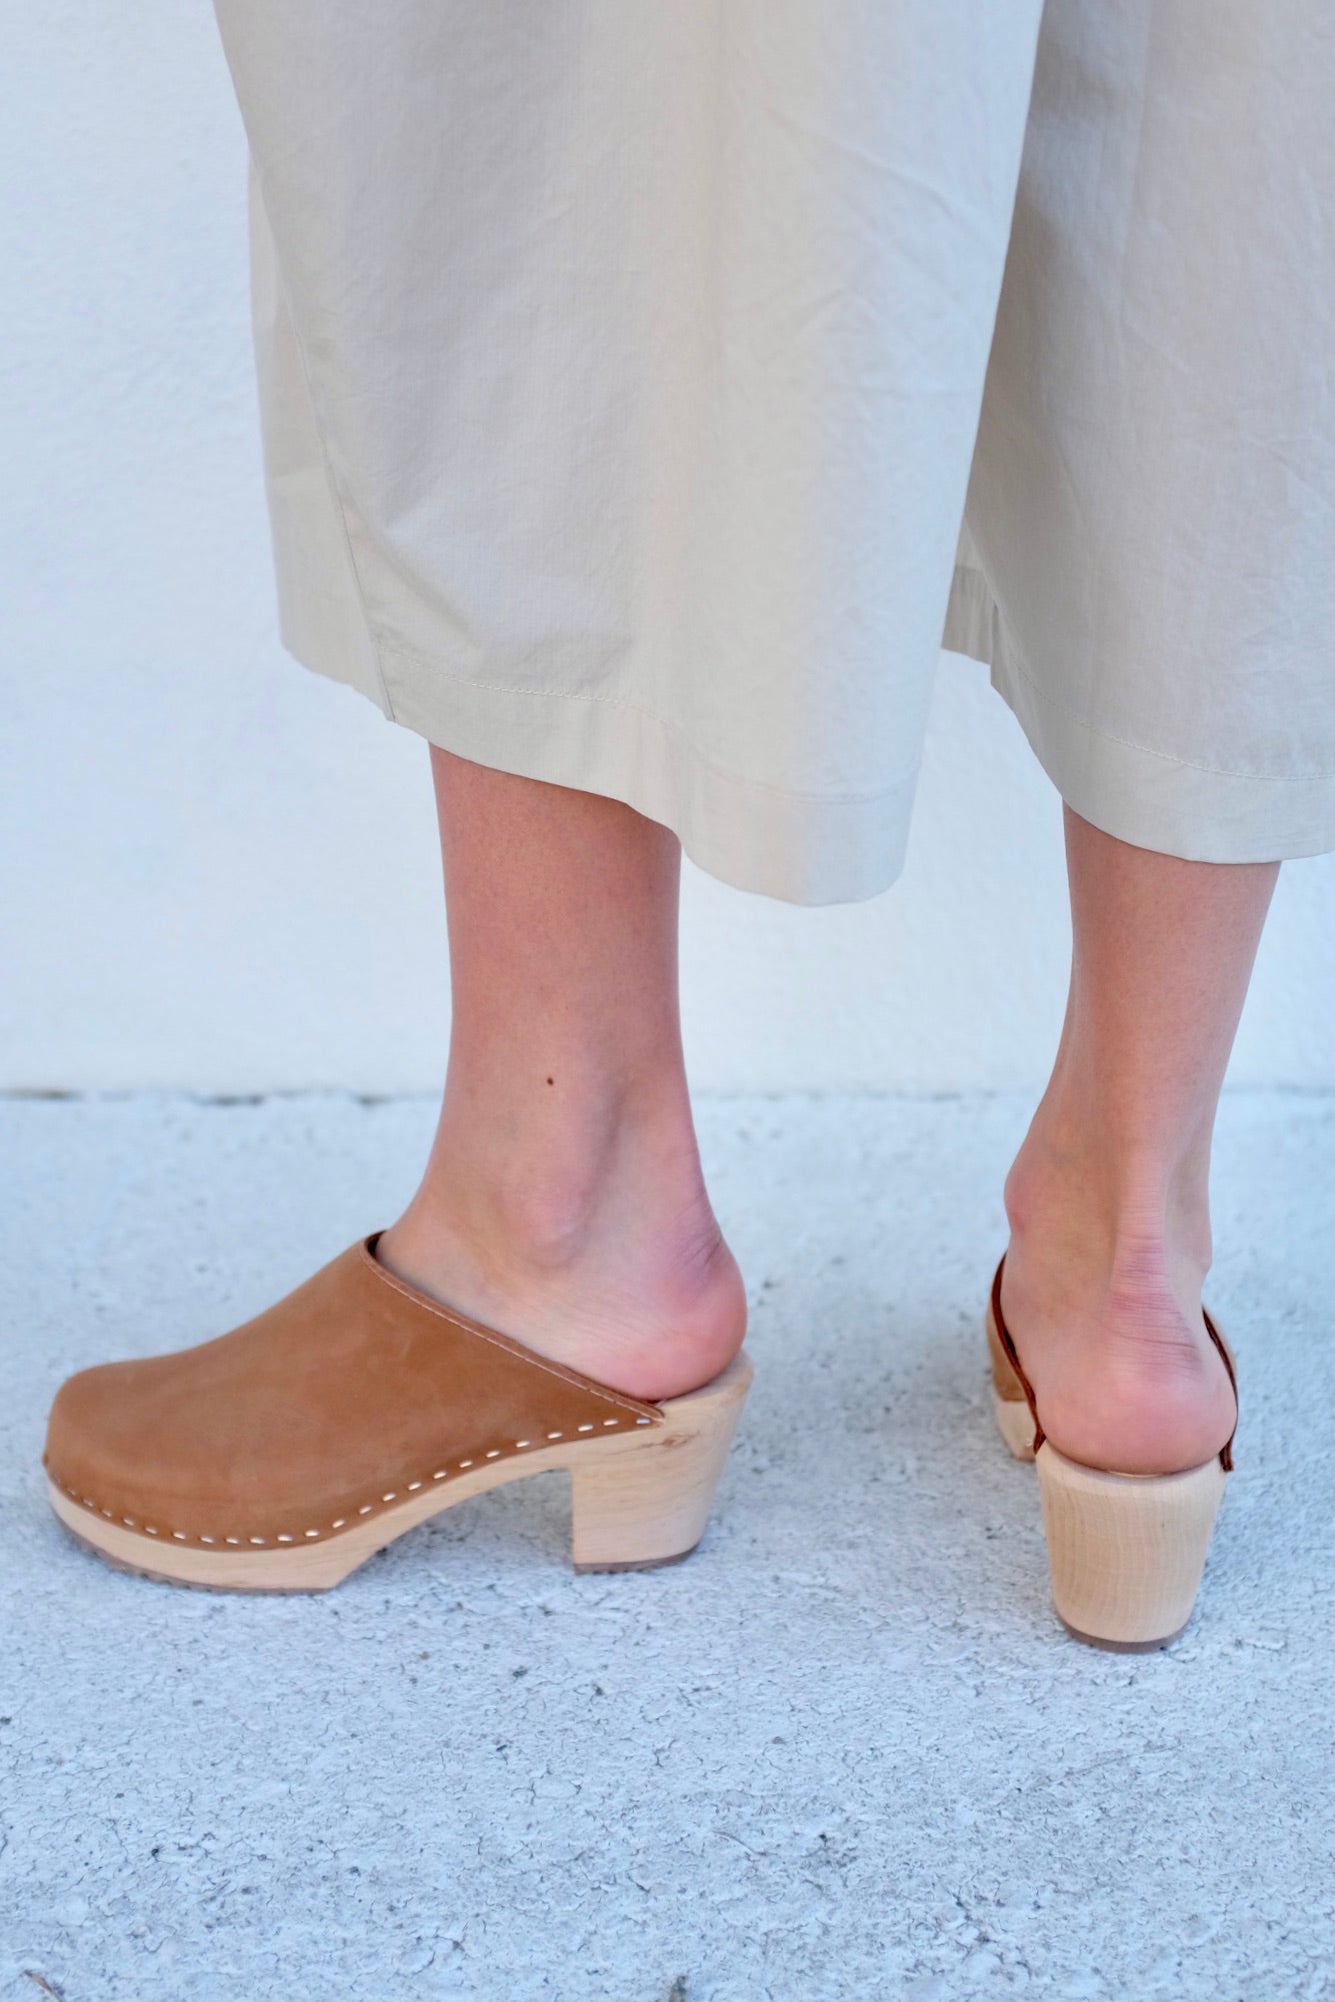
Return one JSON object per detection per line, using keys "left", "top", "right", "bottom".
{"left": 215, "top": 0, "right": 1333, "bottom": 904}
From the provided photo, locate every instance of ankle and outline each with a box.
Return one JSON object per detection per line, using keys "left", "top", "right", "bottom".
{"left": 420, "top": 1071, "right": 701, "bottom": 1268}
{"left": 1004, "top": 1102, "right": 1213, "bottom": 1304}
{"left": 378, "top": 1083, "right": 747, "bottom": 1402}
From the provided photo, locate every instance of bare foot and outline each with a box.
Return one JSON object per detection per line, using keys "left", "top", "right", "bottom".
{"left": 1001, "top": 1153, "right": 1236, "bottom": 1476}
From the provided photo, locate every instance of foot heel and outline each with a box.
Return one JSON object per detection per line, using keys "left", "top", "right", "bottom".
{"left": 569, "top": 1353, "right": 751, "bottom": 1571}
{"left": 1036, "top": 1443, "right": 1227, "bottom": 1650}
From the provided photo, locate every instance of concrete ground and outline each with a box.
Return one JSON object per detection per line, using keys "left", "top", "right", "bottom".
{"left": 1, "top": 1090, "right": 1330, "bottom": 2002}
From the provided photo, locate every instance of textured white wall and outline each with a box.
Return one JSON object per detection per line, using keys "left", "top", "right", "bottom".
{"left": 3, "top": 7, "right": 1330, "bottom": 1095}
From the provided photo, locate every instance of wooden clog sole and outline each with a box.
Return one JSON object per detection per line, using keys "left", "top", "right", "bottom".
{"left": 48, "top": 1352, "right": 751, "bottom": 1592}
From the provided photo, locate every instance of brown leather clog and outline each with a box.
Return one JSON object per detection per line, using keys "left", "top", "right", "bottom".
{"left": 985, "top": 1253, "right": 1237, "bottom": 1651}
{"left": 44, "top": 1232, "right": 751, "bottom": 1591}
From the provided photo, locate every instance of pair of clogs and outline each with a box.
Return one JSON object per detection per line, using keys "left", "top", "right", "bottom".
{"left": 43, "top": 1234, "right": 1234, "bottom": 1647}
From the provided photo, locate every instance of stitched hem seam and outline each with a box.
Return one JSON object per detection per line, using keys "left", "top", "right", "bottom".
{"left": 954, "top": 561, "right": 1333, "bottom": 787}
{"left": 377, "top": 634, "right": 924, "bottom": 810}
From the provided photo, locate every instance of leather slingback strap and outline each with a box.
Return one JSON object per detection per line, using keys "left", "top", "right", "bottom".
{"left": 989, "top": 1254, "right": 1236, "bottom": 1473}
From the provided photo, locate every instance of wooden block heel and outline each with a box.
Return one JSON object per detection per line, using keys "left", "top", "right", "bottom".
{"left": 1036, "top": 1444, "right": 1226, "bottom": 1649}
{"left": 569, "top": 1353, "right": 752, "bottom": 1571}
{"left": 984, "top": 1254, "right": 1237, "bottom": 1649}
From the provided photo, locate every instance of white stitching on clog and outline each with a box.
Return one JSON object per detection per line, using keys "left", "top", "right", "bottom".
{"left": 57, "top": 1394, "right": 657, "bottom": 1548}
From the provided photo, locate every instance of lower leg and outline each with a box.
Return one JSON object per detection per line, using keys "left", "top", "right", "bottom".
{"left": 1001, "top": 805, "right": 1277, "bottom": 1474}
{"left": 377, "top": 748, "right": 746, "bottom": 1402}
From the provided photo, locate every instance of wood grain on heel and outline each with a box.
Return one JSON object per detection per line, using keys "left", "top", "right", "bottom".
{"left": 1036, "top": 1443, "right": 1226, "bottom": 1650}
{"left": 570, "top": 1353, "right": 751, "bottom": 1571}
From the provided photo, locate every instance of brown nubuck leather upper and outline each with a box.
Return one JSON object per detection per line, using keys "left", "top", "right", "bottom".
{"left": 989, "top": 1254, "right": 1237, "bottom": 1472}
{"left": 44, "top": 1234, "right": 663, "bottom": 1552}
